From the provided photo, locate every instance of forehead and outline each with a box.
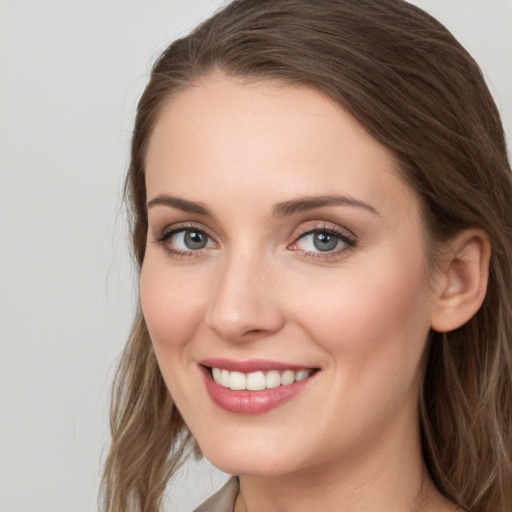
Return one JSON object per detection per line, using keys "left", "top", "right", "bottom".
{"left": 144, "top": 74, "right": 419, "bottom": 222}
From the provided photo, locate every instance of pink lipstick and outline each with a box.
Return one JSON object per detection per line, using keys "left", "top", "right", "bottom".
{"left": 199, "top": 359, "right": 319, "bottom": 414}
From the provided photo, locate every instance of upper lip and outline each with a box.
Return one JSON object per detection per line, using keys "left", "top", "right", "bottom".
{"left": 199, "top": 358, "right": 317, "bottom": 373}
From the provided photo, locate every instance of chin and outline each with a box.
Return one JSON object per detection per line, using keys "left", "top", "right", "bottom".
{"left": 195, "top": 430, "right": 313, "bottom": 477}
{"left": 204, "top": 452, "right": 297, "bottom": 477}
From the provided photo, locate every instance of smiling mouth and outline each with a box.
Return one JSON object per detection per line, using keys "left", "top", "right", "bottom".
{"left": 199, "top": 359, "right": 320, "bottom": 413}
{"left": 209, "top": 367, "right": 317, "bottom": 391}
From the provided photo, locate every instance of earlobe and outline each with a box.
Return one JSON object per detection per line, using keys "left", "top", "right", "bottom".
{"left": 430, "top": 229, "right": 491, "bottom": 333}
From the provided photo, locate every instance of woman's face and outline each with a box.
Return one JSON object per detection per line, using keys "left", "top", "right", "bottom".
{"left": 141, "top": 75, "right": 439, "bottom": 477}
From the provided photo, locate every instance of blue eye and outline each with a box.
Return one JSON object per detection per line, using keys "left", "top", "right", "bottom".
{"left": 292, "top": 228, "right": 355, "bottom": 254}
{"left": 177, "top": 229, "right": 210, "bottom": 250}
{"left": 157, "top": 227, "right": 216, "bottom": 254}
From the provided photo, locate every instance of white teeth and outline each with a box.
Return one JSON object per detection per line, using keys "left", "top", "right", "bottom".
{"left": 265, "top": 370, "right": 281, "bottom": 389}
{"left": 229, "top": 371, "right": 246, "bottom": 390}
{"left": 212, "top": 367, "right": 221, "bottom": 383}
{"left": 211, "top": 367, "right": 314, "bottom": 390}
{"left": 246, "top": 371, "right": 266, "bottom": 391}
{"left": 220, "top": 369, "right": 230, "bottom": 387}
{"left": 295, "top": 369, "right": 310, "bottom": 382}
{"left": 280, "top": 370, "right": 295, "bottom": 386}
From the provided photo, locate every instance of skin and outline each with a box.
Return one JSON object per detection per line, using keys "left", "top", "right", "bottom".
{"left": 140, "top": 74, "right": 463, "bottom": 511}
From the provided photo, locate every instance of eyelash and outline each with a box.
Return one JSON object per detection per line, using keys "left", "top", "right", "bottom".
{"left": 153, "top": 222, "right": 357, "bottom": 260}
{"left": 290, "top": 224, "right": 357, "bottom": 260}
{"left": 153, "top": 223, "right": 216, "bottom": 259}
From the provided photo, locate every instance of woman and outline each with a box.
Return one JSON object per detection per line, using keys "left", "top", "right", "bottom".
{"left": 102, "top": 1, "right": 512, "bottom": 511}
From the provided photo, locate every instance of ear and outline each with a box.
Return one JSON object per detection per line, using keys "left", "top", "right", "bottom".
{"left": 430, "top": 229, "right": 491, "bottom": 333}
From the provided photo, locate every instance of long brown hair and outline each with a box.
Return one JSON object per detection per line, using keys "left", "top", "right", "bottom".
{"left": 101, "top": 1, "right": 512, "bottom": 510}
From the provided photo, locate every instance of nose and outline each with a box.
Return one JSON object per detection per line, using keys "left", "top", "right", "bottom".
{"left": 205, "top": 249, "right": 285, "bottom": 343}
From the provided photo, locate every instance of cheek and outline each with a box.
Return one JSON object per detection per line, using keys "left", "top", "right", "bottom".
{"left": 286, "top": 256, "right": 432, "bottom": 450}
{"left": 139, "top": 257, "right": 207, "bottom": 353}
{"left": 294, "top": 251, "right": 432, "bottom": 378}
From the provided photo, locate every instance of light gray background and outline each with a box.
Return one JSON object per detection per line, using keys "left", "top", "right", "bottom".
{"left": 0, "top": 1, "right": 510, "bottom": 511}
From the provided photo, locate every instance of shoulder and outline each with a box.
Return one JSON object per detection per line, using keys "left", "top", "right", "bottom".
{"left": 193, "top": 477, "right": 239, "bottom": 512}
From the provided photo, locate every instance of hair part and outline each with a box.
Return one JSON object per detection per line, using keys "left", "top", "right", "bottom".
{"left": 102, "top": 1, "right": 512, "bottom": 511}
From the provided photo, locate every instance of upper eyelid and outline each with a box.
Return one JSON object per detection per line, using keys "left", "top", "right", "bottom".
{"left": 151, "top": 219, "right": 357, "bottom": 247}
{"left": 155, "top": 221, "right": 215, "bottom": 239}
{"left": 291, "top": 221, "right": 356, "bottom": 240}
{"left": 153, "top": 224, "right": 217, "bottom": 256}
{"left": 291, "top": 228, "right": 356, "bottom": 247}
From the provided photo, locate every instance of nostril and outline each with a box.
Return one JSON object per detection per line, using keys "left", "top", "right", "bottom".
{"left": 242, "top": 328, "right": 272, "bottom": 340}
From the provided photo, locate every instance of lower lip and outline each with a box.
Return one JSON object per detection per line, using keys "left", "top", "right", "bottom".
{"left": 201, "top": 367, "right": 317, "bottom": 414}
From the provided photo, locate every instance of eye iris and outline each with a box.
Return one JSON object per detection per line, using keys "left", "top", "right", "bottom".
{"left": 184, "top": 230, "right": 207, "bottom": 250}
{"left": 313, "top": 232, "right": 338, "bottom": 252}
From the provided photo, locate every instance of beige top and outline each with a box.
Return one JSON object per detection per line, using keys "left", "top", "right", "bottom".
{"left": 194, "top": 477, "right": 239, "bottom": 512}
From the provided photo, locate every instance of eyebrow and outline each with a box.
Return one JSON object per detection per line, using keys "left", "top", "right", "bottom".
{"left": 146, "top": 193, "right": 379, "bottom": 218}
{"left": 272, "top": 195, "right": 380, "bottom": 219}
{"left": 146, "top": 194, "right": 212, "bottom": 216}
